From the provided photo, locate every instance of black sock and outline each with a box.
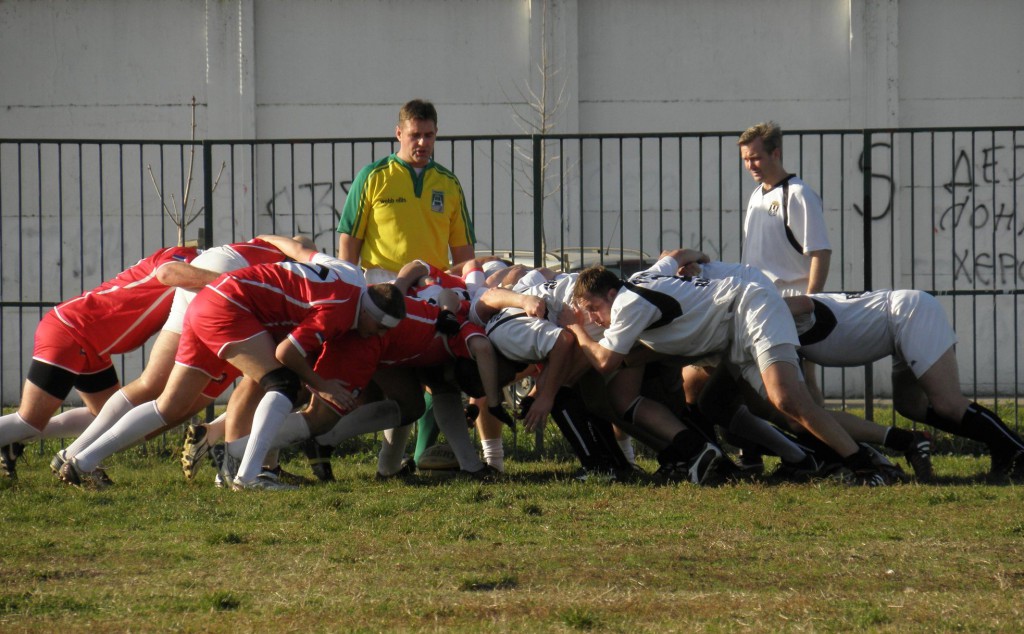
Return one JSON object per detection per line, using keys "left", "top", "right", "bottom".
{"left": 882, "top": 427, "right": 914, "bottom": 452}
{"left": 927, "top": 403, "right": 1024, "bottom": 456}
{"left": 657, "top": 428, "right": 706, "bottom": 465}
{"left": 793, "top": 432, "right": 843, "bottom": 464}
{"left": 685, "top": 404, "right": 719, "bottom": 443}
{"left": 551, "top": 387, "right": 632, "bottom": 471}
{"left": 842, "top": 446, "right": 875, "bottom": 472}
{"left": 963, "top": 403, "right": 1024, "bottom": 454}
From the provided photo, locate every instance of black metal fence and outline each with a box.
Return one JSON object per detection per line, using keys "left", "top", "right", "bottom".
{"left": 2, "top": 128, "right": 1022, "bottom": 423}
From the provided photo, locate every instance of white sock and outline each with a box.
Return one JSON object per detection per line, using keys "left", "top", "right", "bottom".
{"left": 235, "top": 391, "right": 293, "bottom": 483}
{"left": 617, "top": 436, "right": 636, "bottom": 465}
{"left": 74, "top": 401, "right": 166, "bottom": 472}
{"left": 270, "top": 412, "right": 312, "bottom": 450}
{"left": 226, "top": 437, "right": 249, "bottom": 459}
{"left": 41, "top": 407, "right": 95, "bottom": 439}
{"left": 264, "top": 449, "right": 280, "bottom": 470}
{"left": 316, "top": 400, "right": 402, "bottom": 447}
{"left": 377, "top": 424, "right": 414, "bottom": 476}
{"left": 64, "top": 390, "right": 135, "bottom": 458}
{"left": 0, "top": 413, "right": 40, "bottom": 447}
{"left": 204, "top": 412, "right": 227, "bottom": 444}
{"left": 481, "top": 437, "right": 504, "bottom": 472}
{"left": 728, "top": 405, "right": 806, "bottom": 463}
{"left": 219, "top": 436, "right": 248, "bottom": 481}
{"left": 432, "top": 392, "right": 484, "bottom": 471}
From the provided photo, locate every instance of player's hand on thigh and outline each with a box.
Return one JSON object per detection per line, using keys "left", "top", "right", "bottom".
{"left": 316, "top": 379, "right": 359, "bottom": 414}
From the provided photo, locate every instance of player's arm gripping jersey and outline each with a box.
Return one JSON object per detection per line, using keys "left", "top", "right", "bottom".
{"left": 337, "top": 155, "right": 475, "bottom": 272}
{"left": 208, "top": 253, "right": 367, "bottom": 357}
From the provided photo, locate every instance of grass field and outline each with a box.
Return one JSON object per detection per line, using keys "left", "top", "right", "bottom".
{"left": 2, "top": 433, "right": 1023, "bottom": 633}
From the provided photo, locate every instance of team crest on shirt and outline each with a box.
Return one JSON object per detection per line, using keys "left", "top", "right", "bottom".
{"left": 431, "top": 190, "right": 445, "bottom": 213}
{"left": 768, "top": 201, "right": 780, "bottom": 216}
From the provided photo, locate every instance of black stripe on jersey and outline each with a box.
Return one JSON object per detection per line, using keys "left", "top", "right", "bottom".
{"left": 297, "top": 262, "right": 332, "bottom": 280}
{"left": 779, "top": 176, "right": 804, "bottom": 254}
{"left": 798, "top": 298, "right": 838, "bottom": 346}
{"left": 485, "top": 309, "right": 531, "bottom": 336}
{"left": 621, "top": 280, "right": 683, "bottom": 330}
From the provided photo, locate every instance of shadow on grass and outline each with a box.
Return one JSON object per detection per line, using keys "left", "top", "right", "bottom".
{"left": 926, "top": 473, "right": 1013, "bottom": 486}
{"left": 364, "top": 466, "right": 584, "bottom": 487}
{"left": 341, "top": 465, "right": 1015, "bottom": 489}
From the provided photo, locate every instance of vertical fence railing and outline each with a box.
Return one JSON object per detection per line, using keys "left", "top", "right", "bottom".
{"left": 2, "top": 129, "right": 1022, "bottom": 431}
{"left": 862, "top": 131, "right": 875, "bottom": 422}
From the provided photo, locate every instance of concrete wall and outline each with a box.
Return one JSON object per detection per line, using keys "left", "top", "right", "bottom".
{"left": 3, "top": 0, "right": 1022, "bottom": 140}
{"left": 1, "top": 0, "right": 1022, "bottom": 401}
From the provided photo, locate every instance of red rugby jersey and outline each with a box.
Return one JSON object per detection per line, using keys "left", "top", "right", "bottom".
{"left": 207, "top": 252, "right": 366, "bottom": 356}
{"left": 53, "top": 246, "right": 198, "bottom": 356}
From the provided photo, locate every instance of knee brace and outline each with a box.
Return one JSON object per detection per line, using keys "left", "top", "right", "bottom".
{"left": 258, "top": 367, "right": 301, "bottom": 406}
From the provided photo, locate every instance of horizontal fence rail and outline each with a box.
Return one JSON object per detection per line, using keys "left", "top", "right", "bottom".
{"left": 1, "top": 128, "right": 1021, "bottom": 427}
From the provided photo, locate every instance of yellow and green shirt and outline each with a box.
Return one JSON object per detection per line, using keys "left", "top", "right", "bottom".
{"left": 337, "top": 154, "right": 475, "bottom": 272}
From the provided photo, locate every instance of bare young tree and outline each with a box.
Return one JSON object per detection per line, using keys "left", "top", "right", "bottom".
{"left": 146, "top": 96, "right": 225, "bottom": 246}
{"left": 506, "top": 0, "right": 575, "bottom": 255}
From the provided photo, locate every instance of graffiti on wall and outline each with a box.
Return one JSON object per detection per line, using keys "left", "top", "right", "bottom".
{"left": 253, "top": 139, "right": 1024, "bottom": 288}
{"left": 261, "top": 180, "right": 352, "bottom": 245}
{"left": 856, "top": 140, "right": 1024, "bottom": 287}
{"left": 853, "top": 141, "right": 896, "bottom": 221}
{"left": 938, "top": 144, "right": 1024, "bottom": 286}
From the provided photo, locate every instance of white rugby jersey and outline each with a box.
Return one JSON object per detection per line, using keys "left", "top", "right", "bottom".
{"left": 794, "top": 291, "right": 898, "bottom": 366}
{"left": 699, "top": 260, "right": 776, "bottom": 289}
{"left": 411, "top": 282, "right": 473, "bottom": 306}
{"left": 598, "top": 264, "right": 742, "bottom": 357}
{"left": 742, "top": 175, "right": 829, "bottom": 288}
{"left": 520, "top": 273, "right": 575, "bottom": 321}
{"left": 507, "top": 272, "right": 604, "bottom": 339}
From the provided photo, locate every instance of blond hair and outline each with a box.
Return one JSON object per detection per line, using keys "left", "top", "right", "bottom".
{"left": 737, "top": 121, "right": 782, "bottom": 155}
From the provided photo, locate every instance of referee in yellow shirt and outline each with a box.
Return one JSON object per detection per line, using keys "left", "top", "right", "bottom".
{"left": 336, "top": 99, "right": 480, "bottom": 474}
{"left": 337, "top": 99, "right": 475, "bottom": 283}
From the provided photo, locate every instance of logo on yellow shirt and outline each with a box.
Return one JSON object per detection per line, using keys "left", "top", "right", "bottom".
{"left": 431, "top": 190, "right": 445, "bottom": 213}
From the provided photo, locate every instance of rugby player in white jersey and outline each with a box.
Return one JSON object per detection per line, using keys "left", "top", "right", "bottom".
{"left": 565, "top": 251, "right": 892, "bottom": 485}
{"left": 477, "top": 266, "right": 727, "bottom": 482}
{"left": 468, "top": 271, "right": 645, "bottom": 479}
{"left": 789, "top": 289, "right": 1024, "bottom": 481}
{"left": 674, "top": 258, "right": 929, "bottom": 481}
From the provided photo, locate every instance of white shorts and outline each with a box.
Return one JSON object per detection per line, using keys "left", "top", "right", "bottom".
{"left": 511, "top": 269, "right": 549, "bottom": 293}
{"left": 162, "top": 246, "right": 255, "bottom": 334}
{"left": 776, "top": 280, "right": 808, "bottom": 297}
{"left": 364, "top": 267, "right": 399, "bottom": 285}
{"left": 485, "top": 308, "right": 562, "bottom": 363}
{"left": 729, "top": 283, "right": 802, "bottom": 395}
{"left": 890, "top": 290, "right": 957, "bottom": 378}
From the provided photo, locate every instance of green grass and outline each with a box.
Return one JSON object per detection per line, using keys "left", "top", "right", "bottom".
{"left": 2, "top": 439, "right": 1023, "bottom": 633}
